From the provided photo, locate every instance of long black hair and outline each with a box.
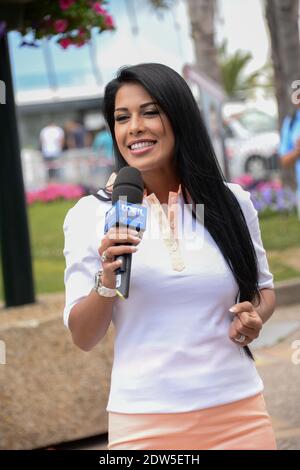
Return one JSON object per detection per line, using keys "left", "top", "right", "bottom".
{"left": 103, "top": 63, "right": 261, "bottom": 360}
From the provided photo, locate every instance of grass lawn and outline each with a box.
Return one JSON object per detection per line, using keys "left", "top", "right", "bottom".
{"left": 0, "top": 201, "right": 300, "bottom": 299}
{"left": 259, "top": 211, "right": 300, "bottom": 282}
{"left": 29, "top": 200, "right": 75, "bottom": 294}
{"left": 0, "top": 200, "right": 75, "bottom": 300}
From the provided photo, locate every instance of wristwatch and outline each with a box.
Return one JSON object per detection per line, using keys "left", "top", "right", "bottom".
{"left": 93, "top": 270, "right": 117, "bottom": 297}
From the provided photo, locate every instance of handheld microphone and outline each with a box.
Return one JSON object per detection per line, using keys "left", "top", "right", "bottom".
{"left": 104, "top": 167, "right": 147, "bottom": 299}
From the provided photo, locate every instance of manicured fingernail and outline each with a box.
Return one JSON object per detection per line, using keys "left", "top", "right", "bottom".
{"left": 229, "top": 307, "right": 237, "bottom": 312}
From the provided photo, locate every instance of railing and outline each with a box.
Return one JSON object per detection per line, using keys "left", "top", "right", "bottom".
{"left": 21, "top": 147, "right": 114, "bottom": 191}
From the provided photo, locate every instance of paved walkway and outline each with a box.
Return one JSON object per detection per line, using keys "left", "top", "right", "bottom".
{"left": 254, "top": 303, "right": 300, "bottom": 450}
{"left": 57, "top": 303, "right": 300, "bottom": 451}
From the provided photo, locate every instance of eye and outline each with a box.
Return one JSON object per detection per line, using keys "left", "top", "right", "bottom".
{"left": 115, "top": 115, "right": 129, "bottom": 122}
{"left": 114, "top": 109, "right": 159, "bottom": 122}
{"left": 144, "top": 109, "right": 159, "bottom": 116}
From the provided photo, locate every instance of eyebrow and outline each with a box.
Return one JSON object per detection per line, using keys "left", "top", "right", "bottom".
{"left": 114, "top": 101, "right": 157, "bottom": 112}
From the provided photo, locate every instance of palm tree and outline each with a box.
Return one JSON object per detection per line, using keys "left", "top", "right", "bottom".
{"left": 264, "top": 0, "right": 300, "bottom": 188}
{"left": 218, "top": 40, "right": 262, "bottom": 99}
{"left": 264, "top": 0, "right": 300, "bottom": 127}
{"left": 184, "top": 0, "right": 221, "bottom": 84}
{"left": 149, "top": 0, "right": 221, "bottom": 85}
{"left": 148, "top": 0, "right": 174, "bottom": 7}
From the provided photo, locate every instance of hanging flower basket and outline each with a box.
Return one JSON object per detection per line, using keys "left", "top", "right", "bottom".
{"left": 0, "top": 0, "right": 115, "bottom": 48}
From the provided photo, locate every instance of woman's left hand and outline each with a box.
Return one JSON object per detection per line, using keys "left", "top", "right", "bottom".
{"left": 228, "top": 301, "right": 263, "bottom": 347}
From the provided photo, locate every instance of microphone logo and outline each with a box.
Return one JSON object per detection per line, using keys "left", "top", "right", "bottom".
{"left": 120, "top": 202, "right": 144, "bottom": 218}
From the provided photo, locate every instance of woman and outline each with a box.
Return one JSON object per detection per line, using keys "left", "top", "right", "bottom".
{"left": 63, "top": 63, "right": 277, "bottom": 450}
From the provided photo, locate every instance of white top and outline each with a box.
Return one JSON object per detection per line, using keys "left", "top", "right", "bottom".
{"left": 63, "top": 183, "right": 274, "bottom": 414}
{"left": 40, "top": 125, "right": 64, "bottom": 158}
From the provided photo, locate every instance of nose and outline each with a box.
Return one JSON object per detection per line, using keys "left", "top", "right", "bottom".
{"left": 129, "top": 114, "right": 145, "bottom": 135}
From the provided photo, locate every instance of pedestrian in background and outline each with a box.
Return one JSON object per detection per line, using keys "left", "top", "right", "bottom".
{"left": 65, "top": 119, "right": 90, "bottom": 149}
{"left": 279, "top": 97, "right": 300, "bottom": 218}
{"left": 92, "top": 124, "right": 114, "bottom": 163}
{"left": 39, "top": 122, "right": 64, "bottom": 181}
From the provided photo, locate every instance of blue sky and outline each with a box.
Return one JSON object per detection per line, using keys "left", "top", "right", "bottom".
{"left": 9, "top": 0, "right": 269, "bottom": 92}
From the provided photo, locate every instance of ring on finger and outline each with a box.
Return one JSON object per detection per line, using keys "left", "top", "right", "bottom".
{"left": 101, "top": 251, "right": 114, "bottom": 263}
{"left": 235, "top": 334, "right": 246, "bottom": 343}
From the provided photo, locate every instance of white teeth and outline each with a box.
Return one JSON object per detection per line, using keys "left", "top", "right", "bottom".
{"left": 130, "top": 141, "right": 155, "bottom": 150}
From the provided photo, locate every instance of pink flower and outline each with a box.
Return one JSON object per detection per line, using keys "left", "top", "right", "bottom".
{"left": 54, "top": 19, "right": 69, "bottom": 33}
{"left": 92, "top": 2, "right": 107, "bottom": 15}
{"left": 76, "top": 39, "right": 86, "bottom": 47}
{"left": 58, "top": 37, "right": 72, "bottom": 49}
{"left": 59, "top": 0, "right": 75, "bottom": 11}
{"left": 232, "top": 174, "right": 254, "bottom": 189}
{"left": 26, "top": 183, "right": 85, "bottom": 205}
{"left": 104, "top": 14, "right": 115, "bottom": 28}
{"left": 74, "top": 29, "right": 88, "bottom": 47}
{"left": 26, "top": 192, "right": 39, "bottom": 204}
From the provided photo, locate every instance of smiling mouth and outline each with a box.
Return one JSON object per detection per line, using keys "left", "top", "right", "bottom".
{"left": 128, "top": 141, "right": 157, "bottom": 155}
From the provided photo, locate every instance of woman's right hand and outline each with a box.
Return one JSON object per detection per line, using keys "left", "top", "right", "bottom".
{"left": 98, "top": 228, "right": 142, "bottom": 288}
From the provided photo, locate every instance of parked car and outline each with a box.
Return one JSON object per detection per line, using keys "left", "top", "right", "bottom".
{"left": 223, "top": 109, "right": 280, "bottom": 181}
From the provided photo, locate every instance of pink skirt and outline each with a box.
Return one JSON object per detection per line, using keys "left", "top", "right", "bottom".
{"left": 108, "top": 393, "right": 277, "bottom": 450}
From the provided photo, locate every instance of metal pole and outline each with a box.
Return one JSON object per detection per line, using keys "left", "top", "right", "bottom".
{"left": 0, "top": 32, "right": 35, "bottom": 307}
{"left": 42, "top": 38, "right": 58, "bottom": 91}
{"left": 88, "top": 32, "right": 103, "bottom": 86}
{"left": 124, "top": 0, "right": 139, "bottom": 36}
